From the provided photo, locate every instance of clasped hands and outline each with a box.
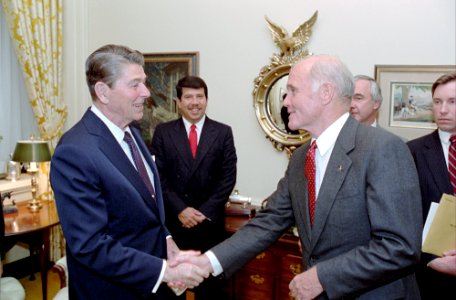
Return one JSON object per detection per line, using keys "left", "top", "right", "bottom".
{"left": 164, "top": 251, "right": 213, "bottom": 292}
{"left": 178, "top": 207, "right": 207, "bottom": 228}
{"left": 163, "top": 239, "right": 213, "bottom": 292}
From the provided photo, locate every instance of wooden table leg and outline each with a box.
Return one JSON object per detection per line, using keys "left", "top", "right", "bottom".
{"left": 40, "top": 228, "right": 50, "bottom": 300}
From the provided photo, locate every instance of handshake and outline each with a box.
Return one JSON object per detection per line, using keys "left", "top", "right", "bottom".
{"left": 162, "top": 248, "right": 213, "bottom": 295}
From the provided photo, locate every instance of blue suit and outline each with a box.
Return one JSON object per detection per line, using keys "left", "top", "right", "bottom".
{"left": 50, "top": 110, "right": 170, "bottom": 300}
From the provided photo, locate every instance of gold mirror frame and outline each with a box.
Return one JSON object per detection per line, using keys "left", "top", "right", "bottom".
{"left": 253, "top": 62, "right": 310, "bottom": 157}
{"left": 253, "top": 12, "right": 318, "bottom": 157}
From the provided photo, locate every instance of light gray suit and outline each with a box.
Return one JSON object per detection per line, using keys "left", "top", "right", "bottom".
{"left": 211, "top": 117, "right": 422, "bottom": 299}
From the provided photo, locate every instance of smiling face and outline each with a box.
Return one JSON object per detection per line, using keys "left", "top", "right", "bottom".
{"left": 177, "top": 87, "right": 208, "bottom": 123}
{"left": 283, "top": 60, "right": 324, "bottom": 135}
{"left": 432, "top": 79, "right": 456, "bottom": 135}
{"left": 98, "top": 63, "right": 150, "bottom": 129}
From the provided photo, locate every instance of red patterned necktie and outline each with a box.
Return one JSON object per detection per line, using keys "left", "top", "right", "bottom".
{"left": 124, "top": 132, "right": 156, "bottom": 200}
{"left": 189, "top": 124, "right": 197, "bottom": 158}
{"left": 305, "top": 141, "right": 317, "bottom": 225}
{"left": 449, "top": 135, "right": 456, "bottom": 195}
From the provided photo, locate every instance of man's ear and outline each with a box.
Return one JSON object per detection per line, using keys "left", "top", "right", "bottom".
{"left": 94, "top": 82, "right": 109, "bottom": 103}
{"left": 319, "top": 82, "right": 335, "bottom": 105}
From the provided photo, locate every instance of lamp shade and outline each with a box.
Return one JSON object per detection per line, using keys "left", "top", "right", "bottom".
{"left": 12, "top": 140, "right": 52, "bottom": 163}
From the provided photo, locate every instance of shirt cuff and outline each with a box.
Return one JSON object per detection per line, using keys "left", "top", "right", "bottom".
{"left": 152, "top": 259, "right": 166, "bottom": 293}
{"left": 205, "top": 250, "right": 223, "bottom": 276}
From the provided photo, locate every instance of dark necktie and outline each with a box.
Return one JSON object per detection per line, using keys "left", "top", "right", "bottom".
{"left": 305, "top": 141, "right": 317, "bottom": 225}
{"left": 124, "top": 132, "right": 156, "bottom": 199}
{"left": 449, "top": 135, "right": 456, "bottom": 195}
{"left": 189, "top": 124, "right": 197, "bottom": 158}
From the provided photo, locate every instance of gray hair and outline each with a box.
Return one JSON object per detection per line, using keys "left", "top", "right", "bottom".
{"left": 309, "top": 55, "right": 354, "bottom": 104}
{"left": 85, "top": 44, "right": 145, "bottom": 100}
{"left": 353, "top": 75, "right": 383, "bottom": 105}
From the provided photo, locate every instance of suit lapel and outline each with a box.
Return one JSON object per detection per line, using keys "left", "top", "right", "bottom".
{"left": 291, "top": 145, "right": 313, "bottom": 248}
{"left": 169, "top": 117, "right": 219, "bottom": 178}
{"left": 423, "top": 131, "right": 452, "bottom": 194}
{"left": 83, "top": 111, "right": 159, "bottom": 214}
{"left": 171, "top": 119, "right": 193, "bottom": 170}
{"left": 310, "top": 118, "right": 356, "bottom": 251}
{"left": 131, "top": 127, "right": 163, "bottom": 217}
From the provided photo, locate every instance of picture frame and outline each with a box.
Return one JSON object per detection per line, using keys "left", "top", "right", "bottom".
{"left": 375, "top": 64, "right": 456, "bottom": 141}
{"left": 139, "top": 52, "right": 199, "bottom": 148}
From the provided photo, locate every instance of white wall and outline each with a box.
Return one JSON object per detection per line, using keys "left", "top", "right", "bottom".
{"left": 63, "top": 0, "right": 456, "bottom": 205}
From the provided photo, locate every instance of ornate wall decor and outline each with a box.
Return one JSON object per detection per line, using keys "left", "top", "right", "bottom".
{"left": 253, "top": 11, "right": 318, "bottom": 157}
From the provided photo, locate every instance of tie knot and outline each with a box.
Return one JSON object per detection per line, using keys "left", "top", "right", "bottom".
{"left": 191, "top": 124, "right": 196, "bottom": 131}
{"left": 450, "top": 135, "right": 456, "bottom": 145}
{"left": 124, "top": 131, "right": 133, "bottom": 143}
{"left": 310, "top": 140, "right": 317, "bottom": 151}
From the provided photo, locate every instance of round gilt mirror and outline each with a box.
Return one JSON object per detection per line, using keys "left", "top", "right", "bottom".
{"left": 253, "top": 63, "right": 310, "bottom": 157}
{"left": 252, "top": 12, "right": 317, "bottom": 157}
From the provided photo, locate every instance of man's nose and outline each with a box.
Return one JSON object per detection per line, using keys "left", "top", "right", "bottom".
{"left": 141, "top": 83, "right": 151, "bottom": 97}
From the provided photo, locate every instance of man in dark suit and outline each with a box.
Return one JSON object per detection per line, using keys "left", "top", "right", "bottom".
{"left": 50, "top": 45, "right": 208, "bottom": 300}
{"left": 150, "top": 75, "right": 237, "bottom": 299}
{"left": 176, "top": 55, "right": 422, "bottom": 299}
{"left": 407, "top": 72, "right": 456, "bottom": 299}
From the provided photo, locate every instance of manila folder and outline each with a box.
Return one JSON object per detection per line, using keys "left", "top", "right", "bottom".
{"left": 422, "top": 193, "right": 456, "bottom": 256}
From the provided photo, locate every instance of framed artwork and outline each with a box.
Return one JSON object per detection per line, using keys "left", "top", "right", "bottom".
{"left": 375, "top": 65, "right": 456, "bottom": 140}
{"left": 139, "top": 52, "right": 199, "bottom": 147}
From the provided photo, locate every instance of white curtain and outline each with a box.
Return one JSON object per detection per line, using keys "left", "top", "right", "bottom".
{"left": 0, "top": 4, "right": 38, "bottom": 172}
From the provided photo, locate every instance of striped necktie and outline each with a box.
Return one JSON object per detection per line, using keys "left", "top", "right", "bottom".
{"left": 449, "top": 135, "right": 456, "bottom": 195}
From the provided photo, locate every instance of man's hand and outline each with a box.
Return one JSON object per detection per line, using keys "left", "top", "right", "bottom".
{"left": 428, "top": 249, "right": 456, "bottom": 276}
{"left": 289, "top": 266, "right": 324, "bottom": 300}
{"left": 170, "top": 252, "right": 214, "bottom": 275}
{"left": 163, "top": 258, "right": 209, "bottom": 289}
{"left": 178, "top": 207, "right": 206, "bottom": 228}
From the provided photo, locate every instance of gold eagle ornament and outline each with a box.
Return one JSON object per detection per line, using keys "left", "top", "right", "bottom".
{"left": 265, "top": 11, "right": 318, "bottom": 57}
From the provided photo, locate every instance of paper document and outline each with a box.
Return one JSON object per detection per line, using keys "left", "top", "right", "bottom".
{"left": 422, "top": 202, "right": 439, "bottom": 243}
{"left": 422, "top": 194, "right": 456, "bottom": 257}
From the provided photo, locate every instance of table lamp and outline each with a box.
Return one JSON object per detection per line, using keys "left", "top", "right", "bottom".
{"left": 12, "top": 138, "right": 52, "bottom": 212}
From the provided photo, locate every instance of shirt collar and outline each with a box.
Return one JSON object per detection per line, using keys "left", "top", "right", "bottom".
{"left": 90, "top": 105, "right": 128, "bottom": 144}
{"left": 438, "top": 129, "right": 453, "bottom": 145}
{"left": 182, "top": 115, "right": 206, "bottom": 132}
{"left": 314, "top": 113, "right": 350, "bottom": 157}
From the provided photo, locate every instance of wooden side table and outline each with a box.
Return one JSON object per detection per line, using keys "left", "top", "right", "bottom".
{"left": 4, "top": 200, "right": 60, "bottom": 300}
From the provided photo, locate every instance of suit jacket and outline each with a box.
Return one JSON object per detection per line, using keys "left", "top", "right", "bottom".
{"left": 150, "top": 117, "right": 237, "bottom": 251}
{"left": 407, "top": 130, "right": 455, "bottom": 299}
{"left": 50, "top": 110, "right": 170, "bottom": 300}
{"left": 212, "top": 117, "right": 422, "bottom": 299}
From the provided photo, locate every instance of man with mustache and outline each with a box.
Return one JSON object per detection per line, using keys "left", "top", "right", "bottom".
{"left": 150, "top": 76, "right": 237, "bottom": 300}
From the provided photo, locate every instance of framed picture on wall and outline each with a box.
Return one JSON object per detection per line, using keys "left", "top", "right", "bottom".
{"left": 375, "top": 64, "right": 456, "bottom": 140}
{"left": 139, "top": 52, "right": 199, "bottom": 148}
